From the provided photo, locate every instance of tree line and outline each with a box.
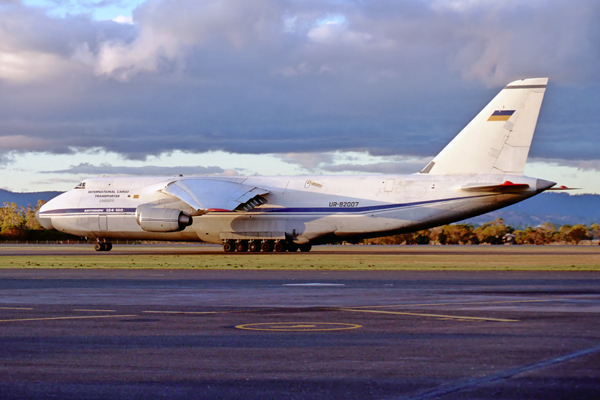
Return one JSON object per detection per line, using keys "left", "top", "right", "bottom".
{"left": 363, "top": 218, "right": 600, "bottom": 245}
{"left": 1, "top": 201, "right": 599, "bottom": 245}
{"left": 0, "top": 201, "right": 73, "bottom": 241}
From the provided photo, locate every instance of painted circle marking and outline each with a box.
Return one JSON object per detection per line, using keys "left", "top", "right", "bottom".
{"left": 235, "top": 322, "right": 362, "bottom": 332}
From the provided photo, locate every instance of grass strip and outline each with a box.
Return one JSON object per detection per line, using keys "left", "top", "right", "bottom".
{"left": 1, "top": 252, "right": 599, "bottom": 271}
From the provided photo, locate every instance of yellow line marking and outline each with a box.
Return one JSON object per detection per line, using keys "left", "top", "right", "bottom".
{"left": 337, "top": 308, "right": 518, "bottom": 322}
{"left": 0, "top": 307, "right": 34, "bottom": 310}
{"left": 350, "top": 299, "right": 551, "bottom": 309}
{"left": 282, "top": 324, "right": 316, "bottom": 328}
{"left": 236, "top": 322, "right": 362, "bottom": 332}
{"left": 0, "top": 315, "right": 137, "bottom": 323}
{"left": 73, "top": 309, "right": 116, "bottom": 312}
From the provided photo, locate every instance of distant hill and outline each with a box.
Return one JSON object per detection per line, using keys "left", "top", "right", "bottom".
{"left": 464, "top": 193, "right": 600, "bottom": 227}
{"left": 0, "top": 189, "right": 598, "bottom": 227}
{"left": 0, "top": 189, "right": 62, "bottom": 208}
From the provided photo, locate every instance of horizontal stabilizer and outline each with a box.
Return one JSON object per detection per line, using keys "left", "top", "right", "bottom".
{"left": 162, "top": 178, "right": 270, "bottom": 213}
{"left": 546, "top": 185, "right": 580, "bottom": 191}
{"left": 461, "top": 181, "right": 530, "bottom": 193}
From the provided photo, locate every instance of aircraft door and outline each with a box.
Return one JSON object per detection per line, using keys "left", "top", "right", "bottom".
{"left": 384, "top": 179, "right": 395, "bottom": 192}
{"left": 99, "top": 215, "right": 108, "bottom": 231}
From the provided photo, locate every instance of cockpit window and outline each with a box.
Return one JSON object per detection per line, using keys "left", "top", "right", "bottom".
{"left": 74, "top": 182, "right": 86, "bottom": 189}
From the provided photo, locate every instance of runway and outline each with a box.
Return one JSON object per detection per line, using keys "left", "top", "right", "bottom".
{"left": 0, "top": 268, "right": 599, "bottom": 399}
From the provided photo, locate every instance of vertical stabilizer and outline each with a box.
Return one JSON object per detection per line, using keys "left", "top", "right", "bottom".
{"left": 422, "top": 78, "right": 548, "bottom": 175}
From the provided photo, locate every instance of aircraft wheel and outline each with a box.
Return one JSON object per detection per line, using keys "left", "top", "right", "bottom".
{"left": 235, "top": 241, "right": 248, "bottom": 252}
{"left": 223, "top": 240, "right": 235, "bottom": 253}
{"left": 287, "top": 243, "right": 299, "bottom": 252}
{"left": 94, "top": 243, "right": 104, "bottom": 252}
{"left": 273, "top": 241, "right": 286, "bottom": 253}
{"left": 299, "top": 244, "right": 312, "bottom": 252}
{"left": 261, "top": 240, "right": 274, "bottom": 252}
{"left": 248, "top": 241, "right": 260, "bottom": 253}
{"left": 105, "top": 243, "right": 113, "bottom": 252}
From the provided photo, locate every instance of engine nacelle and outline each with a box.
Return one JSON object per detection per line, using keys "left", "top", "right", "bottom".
{"left": 135, "top": 207, "right": 193, "bottom": 232}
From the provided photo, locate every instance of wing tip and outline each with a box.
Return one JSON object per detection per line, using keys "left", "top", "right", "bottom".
{"left": 505, "top": 77, "right": 548, "bottom": 89}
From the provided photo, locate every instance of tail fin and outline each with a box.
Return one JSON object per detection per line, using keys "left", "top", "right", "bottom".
{"left": 421, "top": 78, "right": 548, "bottom": 175}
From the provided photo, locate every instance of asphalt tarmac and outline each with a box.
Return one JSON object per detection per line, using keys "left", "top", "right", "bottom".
{"left": 0, "top": 267, "right": 599, "bottom": 399}
{"left": 1, "top": 243, "right": 599, "bottom": 257}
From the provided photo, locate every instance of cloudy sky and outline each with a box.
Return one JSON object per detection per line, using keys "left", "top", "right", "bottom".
{"left": 1, "top": 0, "right": 599, "bottom": 193}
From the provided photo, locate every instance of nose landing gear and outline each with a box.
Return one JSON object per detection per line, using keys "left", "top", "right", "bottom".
{"left": 94, "top": 239, "right": 113, "bottom": 252}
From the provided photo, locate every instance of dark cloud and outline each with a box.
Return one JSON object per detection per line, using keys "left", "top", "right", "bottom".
{"left": 275, "top": 153, "right": 335, "bottom": 170}
{"left": 0, "top": 0, "right": 599, "bottom": 165}
{"left": 276, "top": 152, "right": 429, "bottom": 174}
{"left": 577, "top": 160, "right": 600, "bottom": 172}
{"left": 529, "top": 157, "right": 600, "bottom": 173}
{"left": 322, "top": 162, "right": 424, "bottom": 175}
{"left": 44, "top": 162, "right": 227, "bottom": 176}
{"left": 0, "top": 153, "right": 10, "bottom": 165}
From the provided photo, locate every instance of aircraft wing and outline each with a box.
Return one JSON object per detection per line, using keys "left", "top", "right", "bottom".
{"left": 162, "top": 178, "right": 270, "bottom": 213}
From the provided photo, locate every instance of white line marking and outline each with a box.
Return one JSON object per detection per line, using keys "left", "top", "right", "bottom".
{"left": 396, "top": 343, "right": 600, "bottom": 400}
{"left": 283, "top": 283, "right": 345, "bottom": 287}
{"left": 338, "top": 308, "right": 518, "bottom": 322}
{"left": 142, "top": 310, "right": 241, "bottom": 315}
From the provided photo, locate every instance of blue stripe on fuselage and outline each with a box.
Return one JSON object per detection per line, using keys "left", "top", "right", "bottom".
{"left": 38, "top": 195, "right": 494, "bottom": 216}
{"left": 38, "top": 207, "right": 137, "bottom": 215}
{"left": 257, "top": 194, "right": 493, "bottom": 214}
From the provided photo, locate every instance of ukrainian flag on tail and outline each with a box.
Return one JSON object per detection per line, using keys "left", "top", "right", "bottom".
{"left": 487, "top": 110, "right": 515, "bottom": 121}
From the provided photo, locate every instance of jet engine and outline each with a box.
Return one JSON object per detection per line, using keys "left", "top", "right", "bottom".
{"left": 135, "top": 207, "right": 193, "bottom": 232}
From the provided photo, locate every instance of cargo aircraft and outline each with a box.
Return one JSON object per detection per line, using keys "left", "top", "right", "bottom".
{"left": 37, "top": 78, "right": 556, "bottom": 252}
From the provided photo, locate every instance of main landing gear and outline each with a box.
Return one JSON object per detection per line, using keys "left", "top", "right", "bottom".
{"left": 94, "top": 239, "right": 113, "bottom": 252}
{"left": 222, "top": 239, "right": 312, "bottom": 253}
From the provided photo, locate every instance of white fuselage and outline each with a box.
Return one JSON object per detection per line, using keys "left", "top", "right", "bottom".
{"left": 37, "top": 174, "right": 552, "bottom": 245}
{"left": 36, "top": 78, "right": 555, "bottom": 250}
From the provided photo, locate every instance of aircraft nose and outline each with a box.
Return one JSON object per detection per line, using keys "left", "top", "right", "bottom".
{"left": 35, "top": 208, "right": 54, "bottom": 230}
